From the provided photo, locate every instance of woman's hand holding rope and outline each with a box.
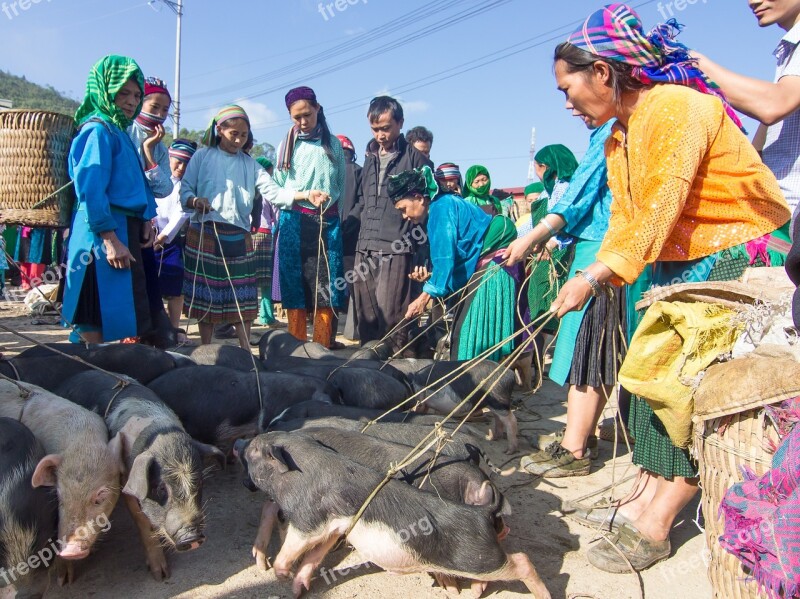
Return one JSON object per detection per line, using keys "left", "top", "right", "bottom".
{"left": 405, "top": 291, "right": 431, "bottom": 320}
{"left": 550, "top": 261, "right": 615, "bottom": 317}
{"left": 306, "top": 190, "right": 329, "bottom": 208}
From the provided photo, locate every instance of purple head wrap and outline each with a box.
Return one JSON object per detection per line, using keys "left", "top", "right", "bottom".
{"left": 285, "top": 86, "right": 317, "bottom": 110}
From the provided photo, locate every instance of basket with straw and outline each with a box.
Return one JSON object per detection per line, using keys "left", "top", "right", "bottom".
{"left": 693, "top": 353, "right": 800, "bottom": 599}
{"left": 0, "top": 109, "right": 75, "bottom": 227}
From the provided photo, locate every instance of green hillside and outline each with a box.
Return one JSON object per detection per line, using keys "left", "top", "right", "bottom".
{"left": 0, "top": 70, "right": 79, "bottom": 116}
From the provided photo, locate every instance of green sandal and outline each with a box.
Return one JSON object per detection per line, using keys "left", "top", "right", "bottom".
{"left": 587, "top": 523, "right": 671, "bottom": 573}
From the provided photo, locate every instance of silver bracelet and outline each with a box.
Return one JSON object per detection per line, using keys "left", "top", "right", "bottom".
{"left": 575, "top": 269, "right": 604, "bottom": 297}
{"left": 539, "top": 218, "right": 556, "bottom": 237}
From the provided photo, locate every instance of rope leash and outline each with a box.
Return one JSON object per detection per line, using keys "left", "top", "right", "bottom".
{"left": 344, "top": 313, "right": 559, "bottom": 540}
{"left": 0, "top": 323, "right": 132, "bottom": 385}
{"left": 2, "top": 249, "right": 93, "bottom": 345}
{"left": 209, "top": 222, "right": 264, "bottom": 410}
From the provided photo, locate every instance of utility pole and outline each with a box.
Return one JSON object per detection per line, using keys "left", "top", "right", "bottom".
{"left": 173, "top": 0, "right": 183, "bottom": 137}
{"left": 149, "top": 0, "right": 183, "bottom": 137}
{"left": 526, "top": 127, "right": 537, "bottom": 183}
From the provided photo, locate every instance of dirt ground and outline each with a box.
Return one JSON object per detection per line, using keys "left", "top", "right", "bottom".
{"left": 0, "top": 298, "right": 714, "bottom": 599}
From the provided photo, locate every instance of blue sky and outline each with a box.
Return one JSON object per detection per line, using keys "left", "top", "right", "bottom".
{"left": 0, "top": 0, "right": 784, "bottom": 186}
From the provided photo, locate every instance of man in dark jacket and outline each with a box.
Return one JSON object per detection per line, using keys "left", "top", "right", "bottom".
{"left": 336, "top": 134, "right": 362, "bottom": 341}
{"left": 352, "top": 96, "right": 433, "bottom": 352}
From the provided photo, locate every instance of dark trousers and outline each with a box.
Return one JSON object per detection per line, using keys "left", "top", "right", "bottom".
{"left": 353, "top": 250, "right": 414, "bottom": 351}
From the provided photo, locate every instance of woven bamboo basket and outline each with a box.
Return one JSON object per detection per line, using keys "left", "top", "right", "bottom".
{"left": 695, "top": 407, "right": 780, "bottom": 599}
{"left": 0, "top": 109, "right": 75, "bottom": 227}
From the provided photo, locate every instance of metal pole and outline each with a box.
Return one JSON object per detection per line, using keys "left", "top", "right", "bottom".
{"left": 173, "top": 0, "right": 183, "bottom": 137}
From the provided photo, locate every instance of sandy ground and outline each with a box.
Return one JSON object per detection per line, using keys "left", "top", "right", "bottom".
{"left": 0, "top": 298, "right": 714, "bottom": 599}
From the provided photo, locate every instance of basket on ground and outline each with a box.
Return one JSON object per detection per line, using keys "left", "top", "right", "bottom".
{"left": 0, "top": 109, "right": 75, "bottom": 227}
{"left": 693, "top": 353, "right": 800, "bottom": 599}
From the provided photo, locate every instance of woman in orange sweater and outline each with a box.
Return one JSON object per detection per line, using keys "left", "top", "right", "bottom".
{"left": 549, "top": 4, "right": 791, "bottom": 573}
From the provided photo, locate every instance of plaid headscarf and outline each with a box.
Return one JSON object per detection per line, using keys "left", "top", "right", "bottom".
{"left": 568, "top": 3, "right": 744, "bottom": 130}
{"left": 168, "top": 138, "right": 197, "bottom": 163}
{"left": 201, "top": 104, "right": 250, "bottom": 147}
{"left": 74, "top": 55, "right": 144, "bottom": 131}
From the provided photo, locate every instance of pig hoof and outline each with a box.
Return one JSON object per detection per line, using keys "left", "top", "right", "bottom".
{"left": 432, "top": 573, "right": 460, "bottom": 594}
{"left": 56, "top": 560, "right": 75, "bottom": 586}
{"left": 252, "top": 545, "right": 272, "bottom": 570}
{"left": 147, "top": 553, "right": 170, "bottom": 581}
{"left": 471, "top": 580, "right": 488, "bottom": 598}
{"left": 292, "top": 573, "right": 312, "bottom": 598}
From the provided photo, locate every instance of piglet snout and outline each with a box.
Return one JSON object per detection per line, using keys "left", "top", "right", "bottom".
{"left": 233, "top": 439, "right": 249, "bottom": 460}
{"left": 174, "top": 530, "right": 205, "bottom": 552}
{"left": 58, "top": 541, "right": 90, "bottom": 560}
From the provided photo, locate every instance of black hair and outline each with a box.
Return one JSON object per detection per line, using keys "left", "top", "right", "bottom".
{"left": 311, "top": 103, "right": 336, "bottom": 164}
{"left": 406, "top": 126, "right": 433, "bottom": 146}
{"left": 554, "top": 42, "right": 650, "bottom": 105}
{"left": 368, "top": 96, "right": 403, "bottom": 124}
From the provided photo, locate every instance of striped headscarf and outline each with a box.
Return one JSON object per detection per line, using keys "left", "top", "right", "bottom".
{"left": 168, "top": 138, "right": 197, "bottom": 163}
{"left": 74, "top": 55, "right": 144, "bottom": 131}
{"left": 201, "top": 104, "right": 250, "bottom": 147}
{"left": 435, "top": 162, "right": 463, "bottom": 187}
{"left": 568, "top": 3, "right": 744, "bottom": 129}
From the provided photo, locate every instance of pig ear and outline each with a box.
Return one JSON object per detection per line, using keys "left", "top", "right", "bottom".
{"left": 122, "top": 452, "right": 154, "bottom": 502}
{"left": 31, "top": 454, "right": 62, "bottom": 488}
{"left": 464, "top": 480, "right": 494, "bottom": 507}
{"left": 193, "top": 441, "right": 226, "bottom": 471}
{"left": 267, "top": 445, "right": 292, "bottom": 474}
{"left": 107, "top": 433, "right": 126, "bottom": 474}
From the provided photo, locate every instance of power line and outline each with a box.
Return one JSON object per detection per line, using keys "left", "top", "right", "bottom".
{"left": 184, "top": 0, "right": 463, "bottom": 98}
{"left": 237, "top": 0, "right": 659, "bottom": 134}
{"left": 183, "top": 0, "right": 513, "bottom": 111}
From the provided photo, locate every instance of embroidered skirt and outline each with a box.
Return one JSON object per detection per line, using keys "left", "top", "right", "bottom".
{"left": 182, "top": 221, "right": 257, "bottom": 324}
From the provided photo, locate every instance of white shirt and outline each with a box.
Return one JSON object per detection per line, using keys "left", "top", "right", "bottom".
{"left": 180, "top": 146, "right": 295, "bottom": 231}
{"left": 154, "top": 176, "right": 188, "bottom": 244}
{"left": 762, "top": 22, "right": 800, "bottom": 220}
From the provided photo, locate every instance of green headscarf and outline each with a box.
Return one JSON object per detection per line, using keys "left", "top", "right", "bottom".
{"left": 74, "top": 55, "right": 144, "bottom": 131}
{"left": 464, "top": 165, "right": 501, "bottom": 213}
{"left": 387, "top": 166, "right": 440, "bottom": 204}
{"left": 524, "top": 182, "right": 544, "bottom": 196}
{"left": 533, "top": 144, "right": 578, "bottom": 197}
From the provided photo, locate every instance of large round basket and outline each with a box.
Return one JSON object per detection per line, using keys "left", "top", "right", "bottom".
{"left": 0, "top": 109, "right": 75, "bottom": 227}
{"left": 695, "top": 408, "right": 780, "bottom": 599}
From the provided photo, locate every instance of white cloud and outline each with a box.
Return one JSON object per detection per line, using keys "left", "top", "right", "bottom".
{"left": 372, "top": 88, "right": 430, "bottom": 115}
{"left": 402, "top": 100, "right": 430, "bottom": 114}
{"left": 344, "top": 27, "right": 366, "bottom": 36}
{"left": 204, "top": 99, "right": 282, "bottom": 129}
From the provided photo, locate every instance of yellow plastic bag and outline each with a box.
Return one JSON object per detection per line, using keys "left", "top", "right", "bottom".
{"left": 619, "top": 301, "right": 742, "bottom": 448}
